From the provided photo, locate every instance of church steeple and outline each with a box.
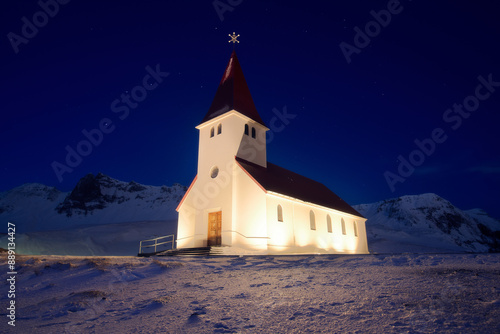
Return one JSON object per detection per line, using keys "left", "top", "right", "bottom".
{"left": 201, "top": 51, "right": 266, "bottom": 127}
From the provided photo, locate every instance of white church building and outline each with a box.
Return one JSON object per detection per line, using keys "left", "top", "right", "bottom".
{"left": 176, "top": 51, "right": 368, "bottom": 255}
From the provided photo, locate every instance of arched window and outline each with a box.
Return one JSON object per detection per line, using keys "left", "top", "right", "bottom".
{"left": 341, "top": 218, "right": 346, "bottom": 235}
{"left": 217, "top": 123, "right": 222, "bottom": 135}
{"left": 353, "top": 221, "right": 358, "bottom": 237}
{"left": 327, "top": 215, "right": 332, "bottom": 233}
{"left": 244, "top": 124, "right": 249, "bottom": 135}
{"left": 251, "top": 127, "right": 256, "bottom": 138}
{"left": 210, "top": 127, "right": 214, "bottom": 138}
{"left": 309, "top": 210, "right": 316, "bottom": 230}
{"left": 277, "top": 205, "right": 283, "bottom": 222}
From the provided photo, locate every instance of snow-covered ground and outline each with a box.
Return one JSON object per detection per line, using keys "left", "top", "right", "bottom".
{"left": 2, "top": 253, "right": 500, "bottom": 333}
{"left": 2, "top": 176, "right": 500, "bottom": 332}
{"left": 3, "top": 220, "right": 177, "bottom": 256}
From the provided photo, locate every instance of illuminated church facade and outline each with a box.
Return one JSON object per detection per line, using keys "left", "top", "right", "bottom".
{"left": 176, "top": 51, "right": 368, "bottom": 254}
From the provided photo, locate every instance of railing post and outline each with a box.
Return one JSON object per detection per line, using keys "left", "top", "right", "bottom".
{"left": 139, "top": 241, "right": 142, "bottom": 255}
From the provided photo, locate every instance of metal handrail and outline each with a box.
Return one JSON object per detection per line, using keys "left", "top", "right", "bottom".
{"left": 139, "top": 234, "right": 175, "bottom": 255}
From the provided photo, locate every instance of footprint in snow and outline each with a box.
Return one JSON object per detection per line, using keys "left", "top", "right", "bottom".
{"left": 187, "top": 305, "right": 207, "bottom": 323}
{"left": 233, "top": 293, "right": 248, "bottom": 299}
{"left": 250, "top": 283, "right": 271, "bottom": 288}
{"left": 187, "top": 313, "right": 202, "bottom": 324}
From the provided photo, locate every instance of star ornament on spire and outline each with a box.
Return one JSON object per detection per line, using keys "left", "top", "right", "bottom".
{"left": 228, "top": 32, "right": 240, "bottom": 44}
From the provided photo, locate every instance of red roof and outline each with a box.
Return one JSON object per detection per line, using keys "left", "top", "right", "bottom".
{"left": 201, "top": 51, "right": 266, "bottom": 127}
{"left": 236, "top": 157, "right": 364, "bottom": 218}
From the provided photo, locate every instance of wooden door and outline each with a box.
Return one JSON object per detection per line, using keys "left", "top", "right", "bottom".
{"left": 207, "top": 211, "right": 222, "bottom": 246}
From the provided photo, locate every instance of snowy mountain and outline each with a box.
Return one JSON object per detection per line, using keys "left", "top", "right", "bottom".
{"left": 0, "top": 173, "right": 186, "bottom": 233}
{"left": 354, "top": 193, "right": 500, "bottom": 254}
{"left": 1, "top": 174, "right": 499, "bottom": 255}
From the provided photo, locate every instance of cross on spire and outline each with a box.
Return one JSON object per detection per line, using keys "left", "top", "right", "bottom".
{"left": 228, "top": 32, "right": 240, "bottom": 44}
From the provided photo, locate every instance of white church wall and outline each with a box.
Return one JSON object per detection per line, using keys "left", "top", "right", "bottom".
{"left": 178, "top": 169, "right": 369, "bottom": 254}
{"left": 351, "top": 218, "right": 369, "bottom": 254}
{"left": 177, "top": 175, "right": 234, "bottom": 248}
{"left": 232, "top": 163, "right": 268, "bottom": 251}
{"left": 176, "top": 179, "right": 200, "bottom": 248}
{"left": 266, "top": 195, "right": 295, "bottom": 253}
{"left": 176, "top": 207, "right": 195, "bottom": 248}
{"left": 197, "top": 112, "right": 245, "bottom": 177}
{"left": 198, "top": 172, "right": 234, "bottom": 247}
{"left": 326, "top": 214, "right": 367, "bottom": 254}
{"left": 236, "top": 119, "right": 268, "bottom": 168}
{"left": 289, "top": 200, "right": 321, "bottom": 252}
{"left": 265, "top": 193, "right": 369, "bottom": 254}
{"left": 197, "top": 111, "right": 268, "bottom": 174}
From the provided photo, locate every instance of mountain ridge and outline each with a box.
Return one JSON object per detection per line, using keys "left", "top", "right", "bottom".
{"left": 1, "top": 174, "right": 499, "bottom": 254}
{"left": 0, "top": 173, "right": 186, "bottom": 233}
{"left": 353, "top": 193, "right": 500, "bottom": 253}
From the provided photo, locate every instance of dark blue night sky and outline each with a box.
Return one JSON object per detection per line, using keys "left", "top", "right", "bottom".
{"left": 1, "top": 1, "right": 499, "bottom": 217}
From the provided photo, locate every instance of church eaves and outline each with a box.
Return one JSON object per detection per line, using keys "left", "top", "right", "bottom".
{"left": 235, "top": 157, "right": 364, "bottom": 218}
{"left": 201, "top": 51, "right": 266, "bottom": 127}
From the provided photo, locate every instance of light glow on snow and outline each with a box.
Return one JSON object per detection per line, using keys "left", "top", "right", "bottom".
{"left": 4, "top": 254, "right": 500, "bottom": 332}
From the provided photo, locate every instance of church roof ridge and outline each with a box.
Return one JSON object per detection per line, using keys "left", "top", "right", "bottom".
{"left": 235, "top": 157, "right": 364, "bottom": 218}
{"left": 201, "top": 51, "right": 266, "bottom": 127}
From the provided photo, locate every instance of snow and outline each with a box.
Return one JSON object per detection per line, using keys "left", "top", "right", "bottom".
{"left": 2, "top": 175, "right": 499, "bottom": 256}
{"left": 0, "top": 183, "right": 68, "bottom": 233}
{"left": 2, "top": 181, "right": 500, "bottom": 332}
{"left": 2, "top": 189, "right": 499, "bottom": 256}
{"left": 2, "top": 253, "right": 500, "bottom": 333}
{"left": 0, "top": 176, "right": 185, "bottom": 233}
{"left": 353, "top": 193, "right": 500, "bottom": 254}
{"left": 1, "top": 220, "right": 177, "bottom": 256}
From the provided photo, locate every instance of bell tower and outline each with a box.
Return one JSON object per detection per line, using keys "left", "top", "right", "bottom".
{"left": 177, "top": 48, "right": 270, "bottom": 250}
{"left": 196, "top": 51, "right": 269, "bottom": 181}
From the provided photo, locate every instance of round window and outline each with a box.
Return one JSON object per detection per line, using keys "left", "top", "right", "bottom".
{"left": 210, "top": 166, "right": 219, "bottom": 179}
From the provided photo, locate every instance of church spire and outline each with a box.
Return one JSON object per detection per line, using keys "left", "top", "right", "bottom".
{"left": 200, "top": 51, "right": 266, "bottom": 127}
